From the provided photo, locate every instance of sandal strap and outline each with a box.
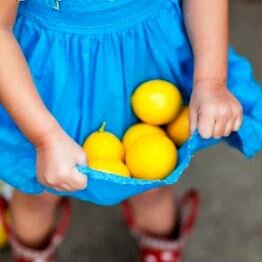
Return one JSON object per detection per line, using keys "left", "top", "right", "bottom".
{"left": 0, "top": 197, "right": 72, "bottom": 262}
{"left": 135, "top": 230, "right": 183, "bottom": 262}
{"left": 10, "top": 236, "right": 57, "bottom": 262}
{"left": 179, "top": 189, "right": 200, "bottom": 239}
{"left": 121, "top": 189, "right": 200, "bottom": 262}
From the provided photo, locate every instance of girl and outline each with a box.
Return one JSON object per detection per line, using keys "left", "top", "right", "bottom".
{"left": 0, "top": 0, "right": 261, "bottom": 261}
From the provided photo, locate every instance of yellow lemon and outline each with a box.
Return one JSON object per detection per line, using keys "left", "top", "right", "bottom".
{"left": 131, "top": 80, "right": 183, "bottom": 125}
{"left": 126, "top": 134, "right": 177, "bottom": 180}
{"left": 0, "top": 216, "right": 8, "bottom": 248}
{"left": 167, "top": 106, "right": 190, "bottom": 146}
{"left": 122, "top": 123, "right": 166, "bottom": 150}
{"left": 83, "top": 122, "right": 125, "bottom": 161}
{"left": 89, "top": 158, "right": 131, "bottom": 177}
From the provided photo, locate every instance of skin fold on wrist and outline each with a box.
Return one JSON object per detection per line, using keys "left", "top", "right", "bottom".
{"left": 193, "top": 78, "right": 228, "bottom": 90}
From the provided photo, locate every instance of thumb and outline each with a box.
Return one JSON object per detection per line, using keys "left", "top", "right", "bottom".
{"left": 72, "top": 168, "right": 88, "bottom": 190}
{"left": 189, "top": 104, "right": 198, "bottom": 135}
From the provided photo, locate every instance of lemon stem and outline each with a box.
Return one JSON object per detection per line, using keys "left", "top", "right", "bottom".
{"left": 99, "top": 121, "right": 106, "bottom": 132}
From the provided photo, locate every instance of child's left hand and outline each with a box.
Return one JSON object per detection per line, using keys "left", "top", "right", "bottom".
{"left": 189, "top": 80, "right": 243, "bottom": 139}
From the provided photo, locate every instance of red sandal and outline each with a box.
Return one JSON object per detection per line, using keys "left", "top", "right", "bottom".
{"left": 0, "top": 196, "right": 72, "bottom": 262}
{"left": 122, "top": 189, "right": 200, "bottom": 262}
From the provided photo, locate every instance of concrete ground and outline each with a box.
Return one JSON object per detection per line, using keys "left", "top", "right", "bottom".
{"left": 1, "top": 0, "right": 262, "bottom": 261}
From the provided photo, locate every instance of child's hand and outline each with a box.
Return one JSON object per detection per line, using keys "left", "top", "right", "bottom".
{"left": 35, "top": 128, "right": 88, "bottom": 191}
{"left": 189, "top": 80, "right": 243, "bottom": 139}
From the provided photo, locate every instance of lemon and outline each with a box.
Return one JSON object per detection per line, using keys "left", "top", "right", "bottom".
{"left": 131, "top": 80, "right": 183, "bottom": 125}
{"left": 167, "top": 106, "right": 190, "bottom": 146}
{"left": 126, "top": 134, "right": 177, "bottom": 180}
{"left": 83, "top": 122, "right": 124, "bottom": 161}
{"left": 0, "top": 216, "right": 8, "bottom": 248}
{"left": 123, "top": 123, "right": 166, "bottom": 150}
{"left": 89, "top": 158, "right": 131, "bottom": 177}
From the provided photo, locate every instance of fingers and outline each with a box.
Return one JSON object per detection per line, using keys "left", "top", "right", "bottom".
{"left": 192, "top": 102, "right": 243, "bottom": 139}
{"left": 54, "top": 183, "right": 74, "bottom": 192}
{"left": 36, "top": 131, "right": 89, "bottom": 192}
{"left": 213, "top": 106, "right": 232, "bottom": 138}
{"left": 198, "top": 106, "right": 216, "bottom": 139}
{"left": 233, "top": 116, "right": 242, "bottom": 131}
{"left": 54, "top": 151, "right": 88, "bottom": 191}
{"left": 223, "top": 120, "right": 233, "bottom": 137}
{"left": 40, "top": 167, "right": 87, "bottom": 192}
{"left": 233, "top": 104, "right": 243, "bottom": 131}
{"left": 198, "top": 116, "right": 215, "bottom": 139}
{"left": 224, "top": 104, "right": 243, "bottom": 136}
{"left": 69, "top": 168, "right": 88, "bottom": 190}
{"left": 189, "top": 105, "right": 198, "bottom": 134}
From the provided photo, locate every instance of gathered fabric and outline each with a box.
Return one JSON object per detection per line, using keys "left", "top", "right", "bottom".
{"left": 0, "top": 0, "right": 261, "bottom": 205}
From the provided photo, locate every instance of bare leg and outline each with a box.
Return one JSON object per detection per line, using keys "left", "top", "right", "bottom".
{"left": 128, "top": 187, "right": 177, "bottom": 236}
{"left": 10, "top": 190, "right": 61, "bottom": 249}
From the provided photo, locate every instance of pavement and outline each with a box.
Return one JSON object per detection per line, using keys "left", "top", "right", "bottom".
{"left": 1, "top": 0, "right": 262, "bottom": 261}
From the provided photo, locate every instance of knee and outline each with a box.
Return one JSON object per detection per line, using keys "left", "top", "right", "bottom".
{"left": 12, "top": 191, "right": 61, "bottom": 211}
{"left": 131, "top": 187, "right": 168, "bottom": 205}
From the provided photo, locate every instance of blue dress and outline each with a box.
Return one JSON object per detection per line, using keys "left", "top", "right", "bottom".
{"left": 0, "top": 0, "right": 261, "bottom": 205}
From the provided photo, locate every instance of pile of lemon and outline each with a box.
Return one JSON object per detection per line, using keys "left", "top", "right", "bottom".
{"left": 83, "top": 80, "right": 190, "bottom": 180}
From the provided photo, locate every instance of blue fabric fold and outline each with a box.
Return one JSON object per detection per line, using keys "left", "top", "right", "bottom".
{"left": 0, "top": 0, "right": 261, "bottom": 205}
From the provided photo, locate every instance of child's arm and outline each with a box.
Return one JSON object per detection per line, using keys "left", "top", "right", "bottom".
{"left": 0, "top": 1, "right": 87, "bottom": 191}
{"left": 0, "top": 2, "right": 59, "bottom": 145}
{"left": 183, "top": 0, "right": 243, "bottom": 139}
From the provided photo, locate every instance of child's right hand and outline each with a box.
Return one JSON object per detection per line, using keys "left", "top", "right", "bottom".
{"left": 35, "top": 127, "right": 88, "bottom": 191}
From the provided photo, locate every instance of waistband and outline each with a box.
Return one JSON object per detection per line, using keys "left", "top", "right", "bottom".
{"left": 18, "top": 0, "right": 169, "bottom": 34}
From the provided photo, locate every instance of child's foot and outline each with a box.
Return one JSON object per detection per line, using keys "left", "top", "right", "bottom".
{"left": 122, "top": 189, "right": 200, "bottom": 262}
{"left": 0, "top": 196, "right": 71, "bottom": 262}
